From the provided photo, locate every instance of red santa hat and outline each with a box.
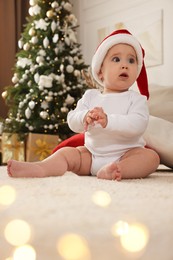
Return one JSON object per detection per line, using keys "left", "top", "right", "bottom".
{"left": 91, "top": 29, "right": 149, "bottom": 99}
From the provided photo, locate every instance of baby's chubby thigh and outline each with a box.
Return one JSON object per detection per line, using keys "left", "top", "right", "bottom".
{"left": 91, "top": 154, "right": 120, "bottom": 176}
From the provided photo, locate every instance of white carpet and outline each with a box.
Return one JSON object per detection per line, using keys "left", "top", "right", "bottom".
{"left": 0, "top": 165, "right": 173, "bottom": 260}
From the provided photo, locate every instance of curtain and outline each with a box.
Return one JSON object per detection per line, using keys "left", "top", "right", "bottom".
{"left": 0, "top": 0, "right": 29, "bottom": 119}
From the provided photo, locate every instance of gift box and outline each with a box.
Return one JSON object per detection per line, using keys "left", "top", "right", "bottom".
{"left": 1, "top": 133, "right": 25, "bottom": 163}
{"left": 26, "top": 133, "right": 60, "bottom": 162}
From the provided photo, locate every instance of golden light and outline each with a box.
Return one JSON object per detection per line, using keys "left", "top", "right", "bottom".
{"left": 57, "top": 233, "right": 90, "bottom": 260}
{"left": 0, "top": 185, "right": 16, "bottom": 206}
{"left": 92, "top": 190, "right": 111, "bottom": 207}
{"left": 120, "top": 223, "right": 149, "bottom": 253}
{"left": 13, "top": 245, "right": 36, "bottom": 260}
{"left": 111, "top": 220, "right": 129, "bottom": 237}
{"left": 4, "top": 219, "right": 32, "bottom": 246}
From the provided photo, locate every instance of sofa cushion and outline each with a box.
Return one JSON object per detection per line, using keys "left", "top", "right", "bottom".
{"left": 144, "top": 115, "right": 173, "bottom": 169}
{"left": 148, "top": 84, "right": 173, "bottom": 123}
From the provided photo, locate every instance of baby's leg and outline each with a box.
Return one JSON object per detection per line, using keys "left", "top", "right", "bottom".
{"left": 97, "top": 147, "right": 160, "bottom": 181}
{"left": 116, "top": 147, "right": 160, "bottom": 179}
{"left": 7, "top": 146, "right": 92, "bottom": 178}
{"left": 97, "top": 162, "right": 122, "bottom": 181}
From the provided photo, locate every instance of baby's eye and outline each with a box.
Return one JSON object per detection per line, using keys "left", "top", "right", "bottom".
{"left": 128, "top": 58, "right": 136, "bottom": 64}
{"left": 112, "top": 56, "right": 120, "bottom": 62}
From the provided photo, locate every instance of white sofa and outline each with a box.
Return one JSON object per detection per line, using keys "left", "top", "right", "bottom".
{"left": 144, "top": 85, "right": 173, "bottom": 168}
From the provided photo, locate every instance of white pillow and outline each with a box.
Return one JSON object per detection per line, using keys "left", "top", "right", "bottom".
{"left": 144, "top": 115, "right": 173, "bottom": 169}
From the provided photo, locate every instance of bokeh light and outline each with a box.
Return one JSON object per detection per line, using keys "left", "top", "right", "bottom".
{"left": 111, "top": 220, "right": 129, "bottom": 237}
{"left": 4, "top": 219, "right": 32, "bottom": 246}
{"left": 92, "top": 190, "right": 111, "bottom": 207}
{"left": 13, "top": 245, "right": 36, "bottom": 260}
{"left": 120, "top": 223, "right": 149, "bottom": 252}
{"left": 57, "top": 233, "right": 91, "bottom": 260}
{"left": 0, "top": 185, "right": 16, "bottom": 205}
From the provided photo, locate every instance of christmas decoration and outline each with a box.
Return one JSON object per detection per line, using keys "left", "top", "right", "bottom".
{"left": 3, "top": 0, "right": 88, "bottom": 142}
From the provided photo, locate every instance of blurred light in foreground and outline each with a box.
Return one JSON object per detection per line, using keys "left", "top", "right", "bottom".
{"left": 120, "top": 223, "right": 149, "bottom": 253}
{"left": 4, "top": 219, "right": 32, "bottom": 246}
{"left": 57, "top": 233, "right": 91, "bottom": 260}
{"left": 92, "top": 190, "right": 111, "bottom": 207}
{"left": 13, "top": 245, "right": 36, "bottom": 260}
{"left": 111, "top": 220, "right": 129, "bottom": 237}
{"left": 0, "top": 185, "right": 16, "bottom": 205}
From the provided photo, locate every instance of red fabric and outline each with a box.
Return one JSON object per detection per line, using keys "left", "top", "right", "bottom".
{"left": 52, "top": 133, "right": 84, "bottom": 153}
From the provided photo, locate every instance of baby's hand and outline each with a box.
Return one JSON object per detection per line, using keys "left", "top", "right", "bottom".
{"left": 91, "top": 107, "right": 107, "bottom": 128}
{"left": 84, "top": 107, "right": 107, "bottom": 131}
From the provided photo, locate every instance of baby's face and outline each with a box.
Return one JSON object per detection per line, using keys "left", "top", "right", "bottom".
{"left": 98, "top": 43, "right": 138, "bottom": 94}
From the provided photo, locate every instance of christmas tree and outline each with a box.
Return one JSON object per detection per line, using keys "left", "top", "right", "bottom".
{"left": 3, "top": 0, "right": 88, "bottom": 141}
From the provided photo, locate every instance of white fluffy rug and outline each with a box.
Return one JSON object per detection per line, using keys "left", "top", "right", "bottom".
{"left": 0, "top": 165, "right": 173, "bottom": 260}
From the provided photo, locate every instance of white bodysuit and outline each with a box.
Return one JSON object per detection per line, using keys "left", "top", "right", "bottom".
{"left": 67, "top": 89, "right": 149, "bottom": 175}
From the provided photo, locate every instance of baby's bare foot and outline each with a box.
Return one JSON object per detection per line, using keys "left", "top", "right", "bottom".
{"left": 7, "top": 159, "right": 46, "bottom": 178}
{"left": 97, "top": 162, "right": 121, "bottom": 181}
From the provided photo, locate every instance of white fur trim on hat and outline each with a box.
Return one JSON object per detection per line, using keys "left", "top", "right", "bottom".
{"left": 91, "top": 33, "right": 143, "bottom": 87}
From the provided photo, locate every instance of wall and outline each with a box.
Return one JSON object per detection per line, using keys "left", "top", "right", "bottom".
{"left": 73, "top": 0, "right": 173, "bottom": 87}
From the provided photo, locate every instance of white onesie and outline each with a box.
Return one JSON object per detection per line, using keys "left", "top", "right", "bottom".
{"left": 67, "top": 89, "right": 149, "bottom": 175}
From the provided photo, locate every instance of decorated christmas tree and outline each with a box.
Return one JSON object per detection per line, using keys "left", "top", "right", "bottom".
{"left": 3, "top": 0, "right": 88, "bottom": 141}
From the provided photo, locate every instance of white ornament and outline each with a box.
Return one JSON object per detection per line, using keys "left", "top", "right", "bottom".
{"left": 60, "top": 64, "right": 64, "bottom": 72}
{"left": 35, "top": 19, "right": 49, "bottom": 31}
{"left": 41, "top": 101, "right": 49, "bottom": 109}
{"left": 51, "top": 21, "right": 57, "bottom": 32}
{"left": 63, "top": 2, "right": 72, "bottom": 12}
{"left": 12, "top": 75, "right": 19, "bottom": 84}
{"left": 25, "top": 108, "right": 31, "bottom": 119}
{"left": 38, "top": 49, "right": 46, "bottom": 56}
{"left": 31, "top": 36, "right": 38, "bottom": 44}
{"left": 28, "top": 125, "right": 34, "bottom": 131}
{"left": 43, "top": 37, "right": 49, "bottom": 48}
{"left": 18, "top": 39, "right": 23, "bottom": 49}
{"left": 68, "top": 56, "right": 74, "bottom": 65}
{"left": 28, "top": 7, "right": 34, "bottom": 16}
{"left": 28, "top": 100, "right": 35, "bottom": 109}
{"left": 17, "top": 57, "right": 32, "bottom": 68}
{"left": 61, "top": 107, "right": 68, "bottom": 113}
{"left": 29, "top": 0, "right": 36, "bottom": 6}
{"left": 66, "top": 65, "right": 74, "bottom": 73}
{"left": 54, "top": 47, "right": 58, "bottom": 54}
{"left": 38, "top": 75, "right": 53, "bottom": 88}
{"left": 23, "top": 43, "right": 30, "bottom": 51}
{"left": 48, "top": 91, "right": 53, "bottom": 96}
{"left": 36, "top": 56, "right": 44, "bottom": 63}
{"left": 49, "top": 124, "right": 54, "bottom": 129}
{"left": 68, "top": 14, "right": 78, "bottom": 26}
{"left": 34, "top": 73, "right": 40, "bottom": 83}
{"left": 65, "top": 94, "right": 75, "bottom": 105}
{"left": 53, "top": 34, "right": 59, "bottom": 43}
{"left": 74, "top": 70, "right": 81, "bottom": 77}
{"left": 45, "top": 96, "right": 53, "bottom": 102}
{"left": 29, "top": 27, "right": 35, "bottom": 36}
{"left": 40, "top": 111, "right": 48, "bottom": 119}
{"left": 51, "top": 1, "right": 59, "bottom": 8}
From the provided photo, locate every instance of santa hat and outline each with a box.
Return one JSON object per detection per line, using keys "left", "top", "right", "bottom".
{"left": 91, "top": 29, "right": 149, "bottom": 99}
